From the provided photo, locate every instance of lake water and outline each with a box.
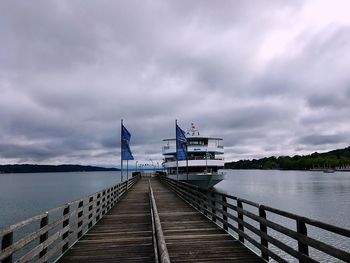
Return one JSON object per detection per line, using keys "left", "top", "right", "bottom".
{"left": 0, "top": 171, "right": 123, "bottom": 229}
{"left": 0, "top": 170, "right": 349, "bottom": 262}
{"left": 215, "top": 169, "right": 350, "bottom": 262}
{"left": 215, "top": 170, "right": 350, "bottom": 230}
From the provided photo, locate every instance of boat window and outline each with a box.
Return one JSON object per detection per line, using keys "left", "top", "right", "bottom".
{"left": 188, "top": 139, "right": 208, "bottom": 146}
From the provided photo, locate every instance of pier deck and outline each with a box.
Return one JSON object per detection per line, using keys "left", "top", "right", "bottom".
{"left": 58, "top": 177, "right": 154, "bottom": 263}
{"left": 59, "top": 177, "right": 261, "bottom": 262}
{"left": 151, "top": 179, "right": 262, "bottom": 262}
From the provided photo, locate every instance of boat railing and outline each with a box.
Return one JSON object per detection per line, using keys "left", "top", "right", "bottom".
{"left": 163, "top": 145, "right": 224, "bottom": 153}
{"left": 160, "top": 176, "right": 350, "bottom": 262}
{"left": 173, "top": 171, "right": 224, "bottom": 176}
{"left": 0, "top": 175, "right": 140, "bottom": 263}
{"left": 164, "top": 156, "right": 224, "bottom": 162}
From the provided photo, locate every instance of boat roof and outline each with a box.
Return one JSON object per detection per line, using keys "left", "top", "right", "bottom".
{"left": 163, "top": 136, "right": 223, "bottom": 141}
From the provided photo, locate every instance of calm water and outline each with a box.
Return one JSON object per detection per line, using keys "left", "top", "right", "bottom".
{"left": 215, "top": 169, "right": 350, "bottom": 262}
{"left": 0, "top": 171, "right": 123, "bottom": 229}
{"left": 0, "top": 170, "right": 349, "bottom": 262}
{"left": 215, "top": 170, "right": 350, "bottom": 230}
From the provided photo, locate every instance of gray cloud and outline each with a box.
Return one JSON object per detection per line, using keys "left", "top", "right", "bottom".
{"left": 297, "top": 133, "right": 349, "bottom": 146}
{"left": 1, "top": 0, "right": 350, "bottom": 165}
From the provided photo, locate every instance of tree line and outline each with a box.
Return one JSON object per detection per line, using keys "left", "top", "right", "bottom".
{"left": 225, "top": 146, "right": 350, "bottom": 170}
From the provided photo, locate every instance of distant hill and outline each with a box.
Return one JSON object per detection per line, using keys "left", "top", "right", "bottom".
{"left": 0, "top": 164, "right": 120, "bottom": 174}
{"left": 225, "top": 146, "right": 350, "bottom": 170}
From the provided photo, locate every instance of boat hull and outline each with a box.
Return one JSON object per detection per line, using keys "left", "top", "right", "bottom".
{"left": 167, "top": 173, "right": 225, "bottom": 189}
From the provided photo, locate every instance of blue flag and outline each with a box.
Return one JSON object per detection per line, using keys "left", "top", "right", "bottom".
{"left": 121, "top": 124, "right": 134, "bottom": 160}
{"left": 176, "top": 124, "right": 187, "bottom": 160}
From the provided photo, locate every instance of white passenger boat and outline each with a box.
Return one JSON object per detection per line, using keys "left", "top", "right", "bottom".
{"left": 162, "top": 123, "right": 225, "bottom": 188}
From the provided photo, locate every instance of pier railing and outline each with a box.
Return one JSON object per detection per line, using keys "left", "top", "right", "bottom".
{"left": 149, "top": 180, "right": 170, "bottom": 263}
{"left": 0, "top": 175, "right": 140, "bottom": 263}
{"left": 160, "top": 176, "right": 350, "bottom": 262}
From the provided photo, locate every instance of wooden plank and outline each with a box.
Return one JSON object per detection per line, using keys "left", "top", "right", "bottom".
{"left": 56, "top": 177, "right": 265, "bottom": 263}
{"left": 152, "top": 179, "right": 263, "bottom": 263}
{"left": 58, "top": 178, "right": 155, "bottom": 263}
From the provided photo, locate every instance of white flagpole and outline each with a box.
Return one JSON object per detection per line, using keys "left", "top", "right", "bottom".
{"left": 121, "top": 119, "right": 123, "bottom": 182}
{"left": 186, "top": 143, "right": 189, "bottom": 181}
{"left": 176, "top": 119, "right": 179, "bottom": 180}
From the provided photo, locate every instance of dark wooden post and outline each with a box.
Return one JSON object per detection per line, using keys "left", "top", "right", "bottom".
{"left": 222, "top": 196, "right": 228, "bottom": 231}
{"left": 111, "top": 186, "right": 115, "bottom": 206}
{"left": 237, "top": 199, "right": 244, "bottom": 243}
{"left": 39, "top": 213, "right": 49, "bottom": 259}
{"left": 88, "top": 196, "right": 94, "bottom": 229}
{"left": 259, "top": 206, "right": 269, "bottom": 261}
{"left": 77, "top": 200, "right": 84, "bottom": 238}
{"left": 203, "top": 190, "right": 208, "bottom": 216}
{"left": 196, "top": 191, "right": 201, "bottom": 210}
{"left": 106, "top": 189, "right": 110, "bottom": 211}
{"left": 1, "top": 232, "right": 13, "bottom": 263}
{"left": 297, "top": 219, "right": 309, "bottom": 259}
{"left": 62, "top": 205, "right": 70, "bottom": 254}
{"left": 101, "top": 190, "right": 106, "bottom": 215}
{"left": 96, "top": 193, "right": 101, "bottom": 221}
{"left": 117, "top": 184, "right": 120, "bottom": 201}
{"left": 113, "top": 186, "right": 117, "bottom": 205}
{"left": 189, "top": 187, "right": 195, "bottom": 206}
{"left": 211, "top": 192, "right": 216, "bottom": 222}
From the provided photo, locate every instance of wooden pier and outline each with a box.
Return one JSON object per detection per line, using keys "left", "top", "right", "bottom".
{"left": 58, "top": 178, "right": 261, "bottom": 262}
{"left": 1, "top": 174, "right": 350, "bottom": 262}
{"left": 58, "top": 177, "right": 154, "bottom": 262}
{"left": 150, "top": 179, "right": 262, "bottom": 262}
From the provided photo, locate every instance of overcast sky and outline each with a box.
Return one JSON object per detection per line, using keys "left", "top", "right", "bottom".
{"left": 1, "top": 0, "right": 350, "bottom": 166}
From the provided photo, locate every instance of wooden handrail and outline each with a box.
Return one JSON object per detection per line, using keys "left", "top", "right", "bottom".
{"left": 160, "top": 176, "right": 350, "bottom": 262}
{"left": 0, "top": 175, "right": 140, "bottom": 263}
{"left": 148, "top": 180, "right": 171, "bottom": 263}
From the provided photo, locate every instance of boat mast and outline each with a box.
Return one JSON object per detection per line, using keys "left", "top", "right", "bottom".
{"left": 121, "top": 119, "right": 123, "bottom": 182}
{"left": 176, "top": 119, "right": 179, "bottom": 180}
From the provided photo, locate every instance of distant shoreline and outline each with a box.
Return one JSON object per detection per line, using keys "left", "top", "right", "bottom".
{"left": 225, "top": 168, "right": 350, "bottom": 172}
{"left": 0, "top": 164, "right": 120, "bottom": 174}
{"left": 225, "top": 146, "right": 350, "bottom": 170}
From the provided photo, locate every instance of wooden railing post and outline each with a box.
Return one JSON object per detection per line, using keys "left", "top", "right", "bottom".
{"left": 62, "top": 205, "right": 70, "bottom": 254}
{"left": 1, "top": 232, "right": 13, "bottom": 263}
{"left": 39, "top": 213, "right": 49, "bottom": 259}
{"left": 197, "top": 191, "right": 202, "bottom": 211}
{"left": 88, "top": 196, "right": 94, "bottom": 229}
{"left": 259, "top": 206, "right": 269, "bottom": 261}
{"left": 96, "top": 193, "right": 101, "bottom": 221}
{"left": 297, "top": 219, "right": 309, "bottom": 259}
{"left": 117, "top": 184, "right": 120, "bottom": 201}
{"left": 110, "top": 187, "right": 114, "bottom": 206}
{"left": 237, "top": 198, "right": 244, "bottom": 243}
{"left": 222, "top": 196, "right": 228, "bottom": 231}
{"left": 77, "top": 200, "right": 84, "bottom": 238}
{"left": 106, "top": 189, "right": 111, "bottom": 211}
{"left": 101, "top": 190, "right": 106, "bottom": 215}
{"left": 211, "top": 192, "right": 216, "bottom": 222}
{"left": 203, "top": 190, "right": 208, "bottom": 216}
{"left": 113, "top": 186, "right": 117, "bottom": 205}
